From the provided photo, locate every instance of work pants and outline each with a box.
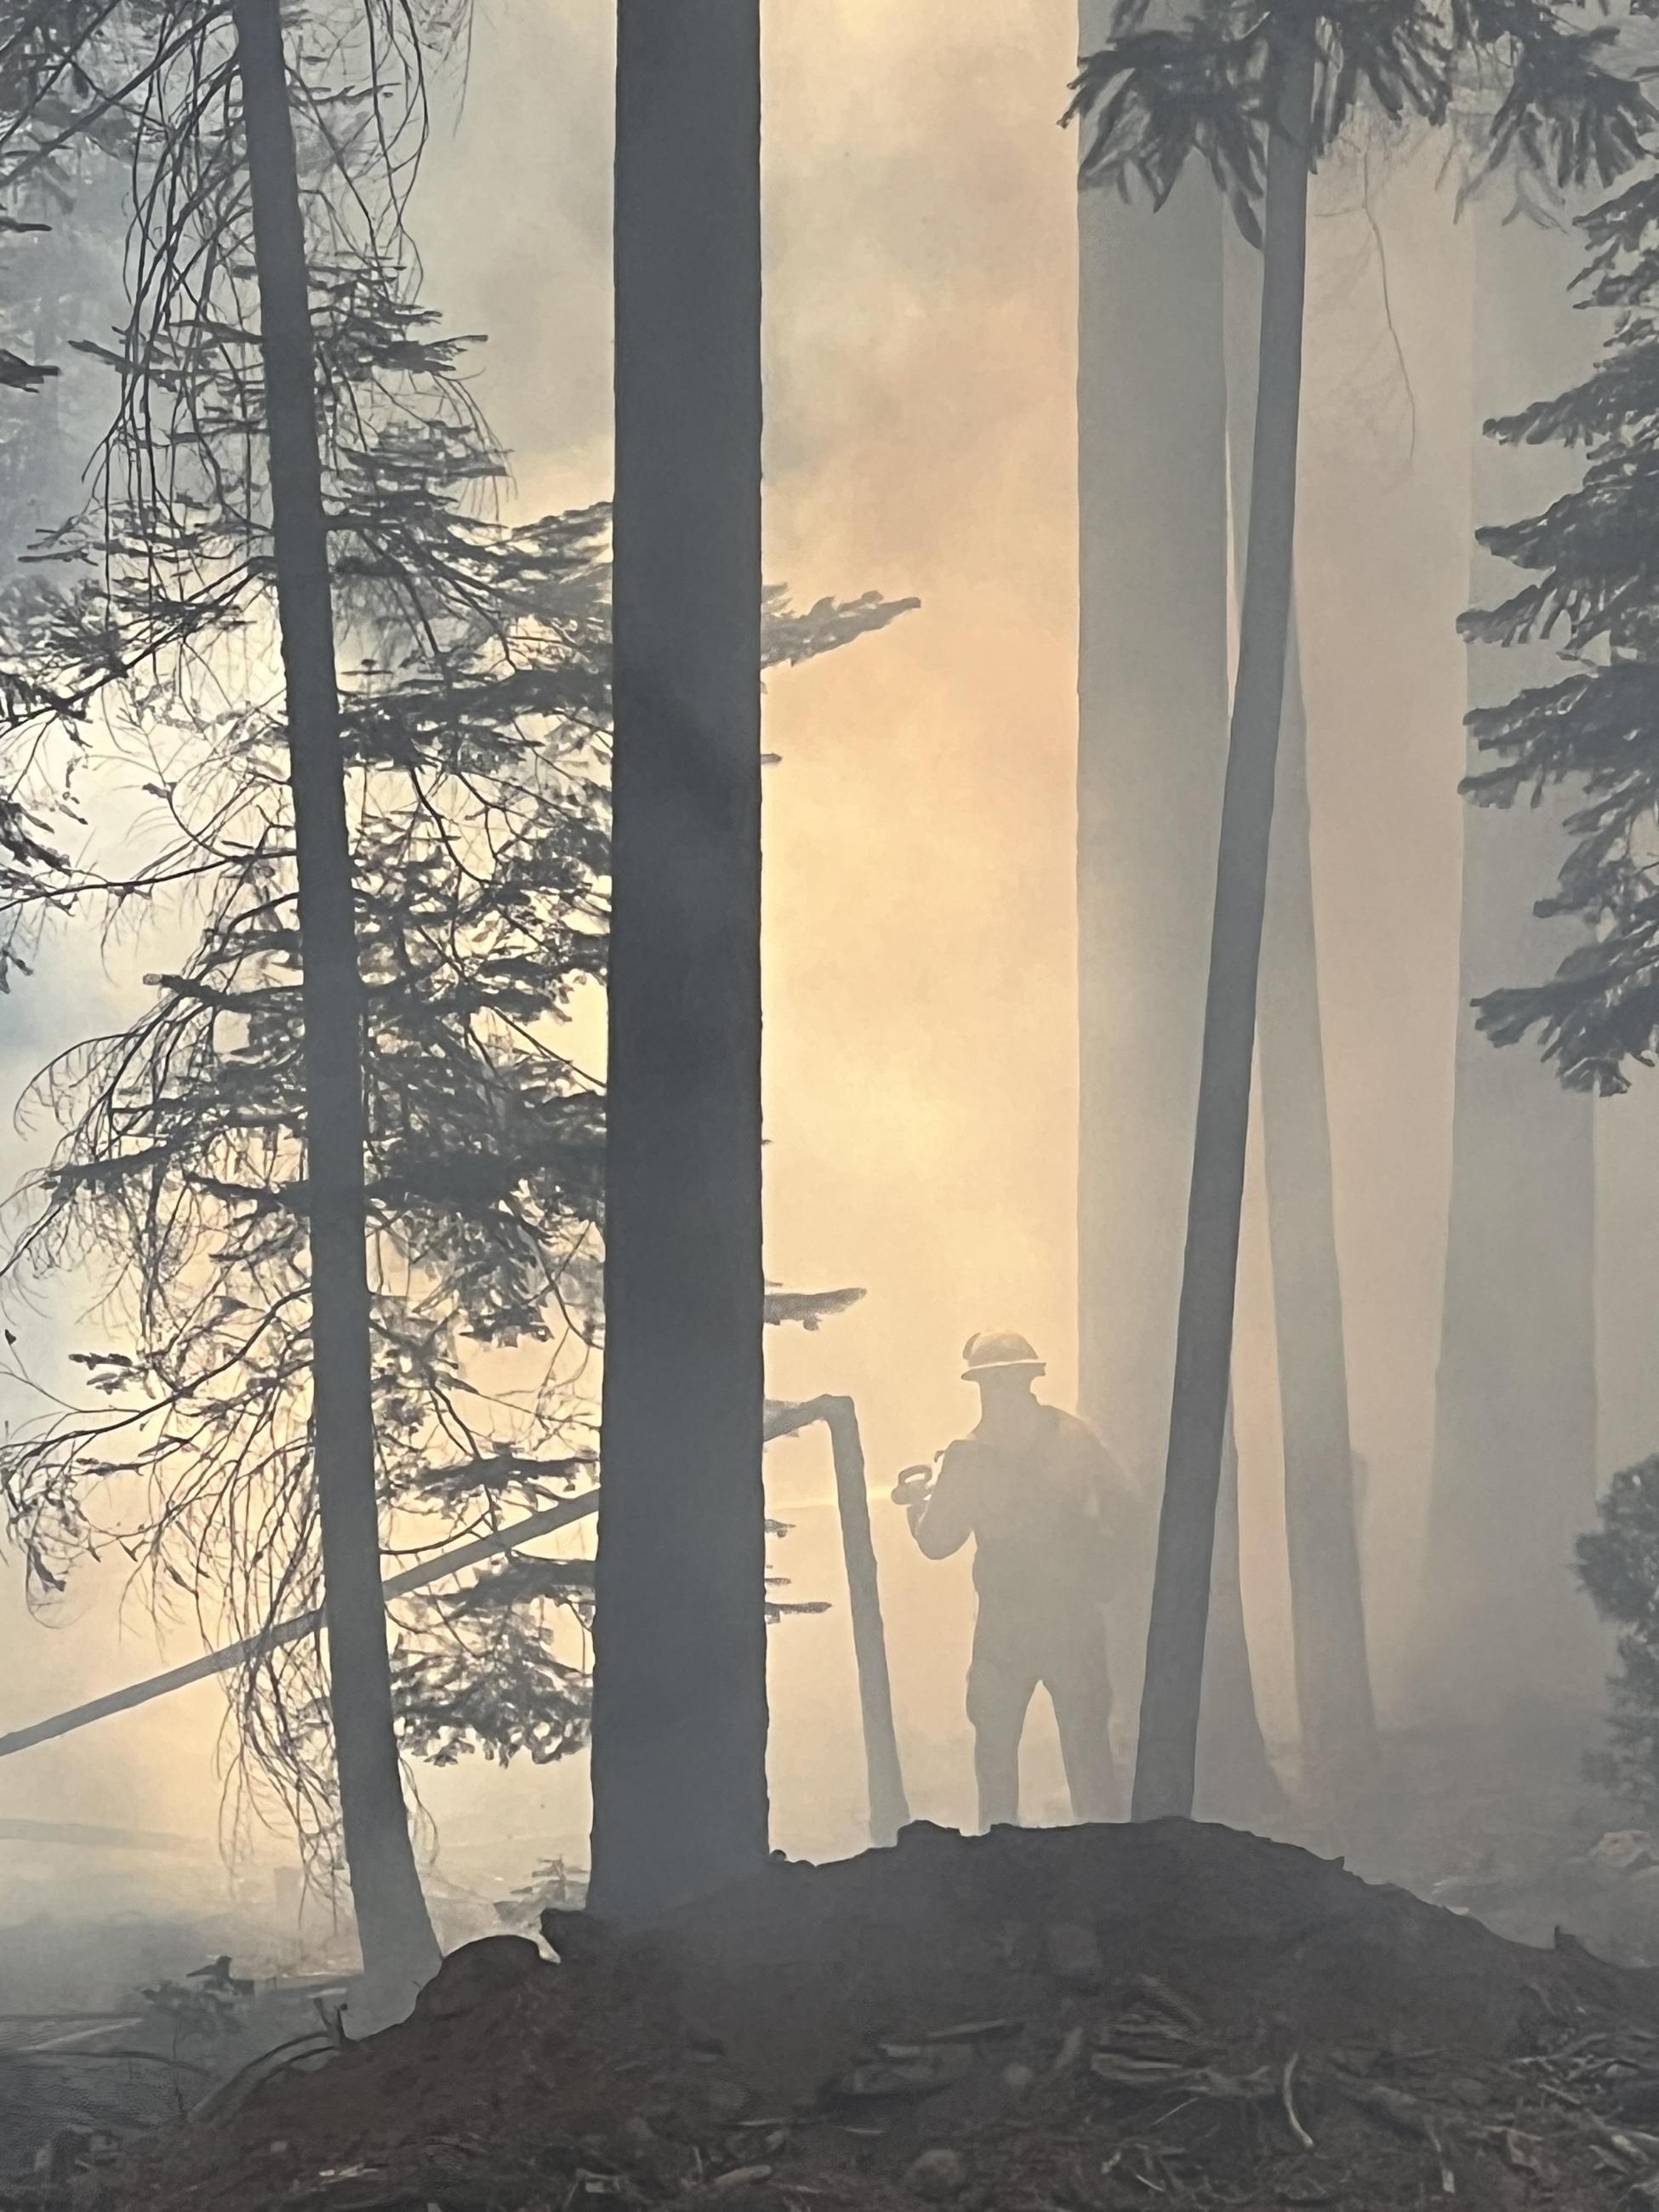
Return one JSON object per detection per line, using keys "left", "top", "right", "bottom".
{"left": 966, "top": 1603, "right": 1119, "bottom": 1831}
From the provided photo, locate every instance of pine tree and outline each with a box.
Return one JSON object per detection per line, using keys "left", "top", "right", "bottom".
{"left": 0, "top": 59, "right": 115, "bottom": 959}
{"left": 0, "top": 0, "right": 912, "bottom": 1959}
{"left": 233, "top": 0, "right": 443, "bottom": 2000}
{"left": 0, "top": 417, "right": 905, "bottom": 1860}
{"left": 1462, "top": 167, "right": 1659, "bottom": 1092}
{"left": 1576, "top": 1458, "right": 1659, "bottom": 1806}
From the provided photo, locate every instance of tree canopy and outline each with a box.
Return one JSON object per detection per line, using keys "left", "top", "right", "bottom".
{"left": 1067, "top": 0, "right": 1650, "bottom": 239}
{"left": 1462, "top": 168, "right": 1659, "bottom": 1092}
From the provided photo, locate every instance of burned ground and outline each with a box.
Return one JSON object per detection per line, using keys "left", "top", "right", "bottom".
{"left": 59, "top": 1817, "right": 1659, "bottom": 2212}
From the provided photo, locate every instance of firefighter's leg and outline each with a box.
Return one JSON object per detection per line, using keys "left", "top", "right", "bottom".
{"left": 966, "top": 1624, "right": 1037, "bottom": 1832}
{"left": 1046, "top": 1616, "right": 1121, "bottom": 1824}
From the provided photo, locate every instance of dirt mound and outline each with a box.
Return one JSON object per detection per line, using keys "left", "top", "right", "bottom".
{"left": 97, "top": 1821, "right": 1659, "bottom": 2212}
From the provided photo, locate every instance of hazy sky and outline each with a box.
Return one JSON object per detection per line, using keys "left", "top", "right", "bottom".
{"left": 3, "top": 0, "right": 1656, "bottom": 1892}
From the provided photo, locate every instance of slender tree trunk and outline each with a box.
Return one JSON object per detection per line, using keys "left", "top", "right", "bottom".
{"left": 820, "top": 1396, "right": 910, "bottom": 1847}
{"left": 1413, "top": 202, "right": 1599, "bottom": 1729}
{"left": 1195, "top": 1395, "right": 1288, "bottom": 1828}
{"left": 1077, "top": 0, "right": 1230, "bottom": 1758}
{"left": 761, "top": 1395, "right": 909, "bottom": 1845}
{"left": 1223, "top": 226, "right": 1377, "bottom": 1790}
{"left": 1262, "top": 644, "right": 1377, "bottom": 1786}
{"left": 230, "top": 0, "right": 437, "bottom": 1999}
{"left": 589, "top": 0, "right": 768, "bottom": 1923}
{"left": 1132, "top": 27, "right": 1316, "bottom": 1823}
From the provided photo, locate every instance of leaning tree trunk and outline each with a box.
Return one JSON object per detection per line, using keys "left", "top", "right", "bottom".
{"left": 1223, "top": 223, "right": 1377, "bottom": 1793}
{"left": 820, "top": 1397, "right": 910, "bottom": 1847}
{"left": 1077, "top": 0, "right": 1231, "bottom": 1757}
{"left": 231, "top": 0, "right": 437, "bottom": 1998}
{"left": 589, "top": 0, "right": 769, "bottom": 1924}
{"left": 762, "top": 1396, "right": 909, "bottom": 1847}
{"left": 1260, "top": 630, "right": 1377, "bottom": 1789}
{"left": 1132, "top": 26, "right": 1316, "bottom": 1824}
{"left": 1194, "top": 1395, "right": 1288, "bottom": 1829}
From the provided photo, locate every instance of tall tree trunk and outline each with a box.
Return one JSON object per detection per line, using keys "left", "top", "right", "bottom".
{"left": 1413, "top": 202, "right": 1599, "bottom": 1729}
{"left": 1077, "top": 0, "right": 1230, "bottom": 1757}
{"left": 1262, "top": 630, "right": 1378, "bottom": 1787}
{"left": 1132, "top": 27, "right": 1316, "bottom": 1823}
{"left": 230, "top": 0, "right": 437, "bottom": 2001}
{"left": 1195, "top": 1396, "right": 1288, "bottom": 1829}
{"left": 1223, "top": 225, "right": 1377, "bottom": 1792}
{"left": 589, "top": 0, "right": 768, "bottom": 1924}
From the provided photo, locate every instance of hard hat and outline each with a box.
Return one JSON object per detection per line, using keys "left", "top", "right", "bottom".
{"left": 961, "top": 1331, "right": 1046, "bottom": 1382}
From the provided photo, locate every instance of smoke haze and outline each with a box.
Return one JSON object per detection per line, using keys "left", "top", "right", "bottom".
{"left": 3, "top": 0, "right": 1656, "bottom": 1899}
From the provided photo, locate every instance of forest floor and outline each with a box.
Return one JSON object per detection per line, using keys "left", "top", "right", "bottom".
{"left": 60, "top": 1815, "right": 1659, "bottom": 2212}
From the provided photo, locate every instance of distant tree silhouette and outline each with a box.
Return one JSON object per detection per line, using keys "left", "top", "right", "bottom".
{"left": 1451, "top": 166, "right": 1659, "bottom": 1733}
{"left": 1417, "top": 202, "right": 1599, "bottom": 1733}
{"left": 1069, "top": 0, "right": 1650, "bottom": 1821}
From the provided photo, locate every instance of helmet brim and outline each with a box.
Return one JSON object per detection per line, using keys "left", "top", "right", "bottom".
{"left": 963, "top": 1360, "right": 1046, "bottom": 1382}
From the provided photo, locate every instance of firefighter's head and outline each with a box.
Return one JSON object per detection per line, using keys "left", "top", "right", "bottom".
{"left": 961, "top": 1331, "right": 1045, "bottom": 1411}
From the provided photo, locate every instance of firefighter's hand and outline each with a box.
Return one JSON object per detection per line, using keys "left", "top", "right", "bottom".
{"left": 892, "top": 1463, "right": 934, "bottom": 1508}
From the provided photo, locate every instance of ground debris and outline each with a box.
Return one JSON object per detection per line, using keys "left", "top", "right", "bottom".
{"left": 91, "top": 1821, "right": 1659, "bottom": 2212}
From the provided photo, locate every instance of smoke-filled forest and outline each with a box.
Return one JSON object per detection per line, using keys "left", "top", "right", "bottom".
{"left": 11, "top": 1, "right": 1659, "bottom": 2206}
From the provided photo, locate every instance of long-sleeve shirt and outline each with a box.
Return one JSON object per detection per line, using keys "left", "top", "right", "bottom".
{"left": 910, "top": 1403, "right": 1125, "bottom": 1619}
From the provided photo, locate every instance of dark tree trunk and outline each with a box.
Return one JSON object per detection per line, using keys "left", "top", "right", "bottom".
{"left": 1414, "top": 203, "right": 1599, "bottom": 1729}
{"left": 589, "top": 0, "right": 768, "bottom": 1923}
{"left": 1077, "top": 0, "right": 1230, "bottom": 1756}
{"left": 1223, "top": 225, "right": 1377, "bottom": 1791}
{"left": 1195, "top": 1399, "right": 1287, "bottom": 1830}
{"left": 1132, "top": 26, "right": 1315, "bottom": 1823}
{"left": 230, "top": 0, "right": 437, "bottom": 2001}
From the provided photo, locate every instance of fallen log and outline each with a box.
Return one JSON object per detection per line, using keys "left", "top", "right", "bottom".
{"left": 767, "top": 1395, "right": 910, "bottom": 1845}
{"left": 0, "top": 1491, "right": 601, "bottom": 1759}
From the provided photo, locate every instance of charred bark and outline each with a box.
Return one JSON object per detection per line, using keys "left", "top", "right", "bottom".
{"left": 589, "top": 0, "right": 769, "bottom": 1922}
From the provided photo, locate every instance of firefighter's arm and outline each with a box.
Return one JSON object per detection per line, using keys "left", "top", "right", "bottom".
{"left": 909, "top": 1443, "right": 978, "bottom": 1559}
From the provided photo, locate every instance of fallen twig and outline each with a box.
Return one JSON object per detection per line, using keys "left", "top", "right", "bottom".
{"left": 187, "top": 2032, "right": 339, "bottom": 2125}
{"left": 1282, "top": 2053, "right": 1314, "bottom": 2152}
